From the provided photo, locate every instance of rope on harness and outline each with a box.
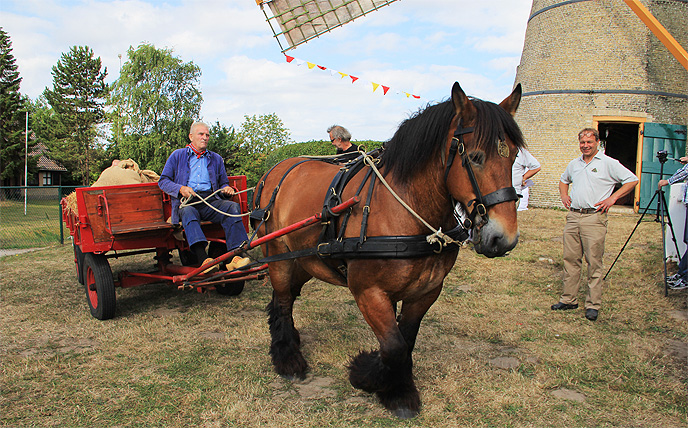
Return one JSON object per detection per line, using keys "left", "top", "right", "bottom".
{"left": 179, "top": 187, "right": 255, "bottom": 218}
{"left": 359, "top": 152, "right": 466, "bottom": 250}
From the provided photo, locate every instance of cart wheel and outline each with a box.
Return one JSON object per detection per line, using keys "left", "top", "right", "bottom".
{"left": 73, "top": 243, "right": 85, "bottom": 285}
{"left": 83, "top": 253, "right": 116, "bottom": 320}
{"left": 215, "top": 281, "right": 244, "bottom": 296}
{"left": 178, "top": 249, "right": 197, "bottom": 266}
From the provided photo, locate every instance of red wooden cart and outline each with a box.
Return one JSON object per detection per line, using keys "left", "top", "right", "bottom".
{"left": 62, "top": 175, "right": 360, "bottom": 320}
{"left": 61, "top": 176, "right": 267, "bottom": 320}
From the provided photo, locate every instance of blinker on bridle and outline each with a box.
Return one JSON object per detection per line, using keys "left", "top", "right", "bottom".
{"left": 444, "top": 119, "right": 518, "bottom": 230}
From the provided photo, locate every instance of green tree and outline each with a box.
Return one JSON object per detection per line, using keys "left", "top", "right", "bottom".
{"left": 109, "top": 43, "right": 202, "bottom": 173}
{"left": 27, "top": 96, "right": 66, "bottom": 144}
{"left": 263, "top": 140, "right": 334, "bottom": 169}
{"left": 235, "top": 113, "right": 292, "bottom": 186}
{"left": 262, "top": 139, "right": 383, "bottom": 178}
{"left": 0, "top": 28, "right": 29, "bottom": 184}
{"left": 24, "top": 96, "right": 67, "bottom": 183}
{"left": 209, "top": 121, "right": 241, "bottom": 174}
{"left": 43, "top": 45, "right": 109, "bottom": 185}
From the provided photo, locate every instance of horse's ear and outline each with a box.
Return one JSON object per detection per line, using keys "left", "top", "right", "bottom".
{"left": 452, "top": 82, "right": 475, "bottom": 120}
{"left": 499, "top": 83, "right": 522, "bottom": 116}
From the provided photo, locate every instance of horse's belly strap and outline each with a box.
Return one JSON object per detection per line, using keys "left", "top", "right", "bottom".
{"left": 318, "top": 235, "right": 459, "bottom": 259}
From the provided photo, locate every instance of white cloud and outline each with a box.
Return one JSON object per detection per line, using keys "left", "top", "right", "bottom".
{"left": 2, "top": 0, "right": 532, "bottom": 144}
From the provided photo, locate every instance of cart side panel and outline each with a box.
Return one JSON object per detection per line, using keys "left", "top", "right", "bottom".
{"left": 73, "top": 177, "right": 248, "bottom": 254}
{"left": 76, "top": 183, "right": 175, "bottom": 252}
{"left": 228, "top": 175, "right": 249, "bottom": 233}
{"left": 103, "top": 186, "right": 167, "bottom": 233}
{"left": 82, "top": 189, "right": 109, "bottom": 243}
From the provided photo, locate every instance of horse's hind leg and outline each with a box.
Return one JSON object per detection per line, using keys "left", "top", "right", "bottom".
{"left": 266, "top": 260, "right": 311, "bottom": 379}
{"left": 348, "top": 287, "right": 440, "bottom": 419}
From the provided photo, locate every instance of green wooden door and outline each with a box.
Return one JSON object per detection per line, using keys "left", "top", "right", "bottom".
{"left": 639, "top": 123, "right": 688, "bottom": 213}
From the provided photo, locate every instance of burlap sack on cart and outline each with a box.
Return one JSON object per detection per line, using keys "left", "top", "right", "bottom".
{"left": 64, "top": 159, "right": 160, "bottom": 214}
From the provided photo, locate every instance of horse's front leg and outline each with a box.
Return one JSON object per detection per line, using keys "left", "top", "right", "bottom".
{"left": 347, "top": 287, "right": 421, "bottom": 419}
{"left": 396, "top": 285, "right": 442, "bottom": 358}
{"left": 265, "top": 259, "right": 311, "bottom": 380}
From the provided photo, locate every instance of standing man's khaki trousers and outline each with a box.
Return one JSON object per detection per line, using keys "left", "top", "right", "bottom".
{"left": 561, "top": 211, "right": 608, "bottom": 310}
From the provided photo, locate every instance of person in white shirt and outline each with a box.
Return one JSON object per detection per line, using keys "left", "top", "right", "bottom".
{"left": 512, "top": 148, "right": 541, "bottom": 211}
{"left": 658, "top": 157, "right": 688, "bottom": 290}
{"left": 553, "top": 128, "right": 638, "bottom": 321}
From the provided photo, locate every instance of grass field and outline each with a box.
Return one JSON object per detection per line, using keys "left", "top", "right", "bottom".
{"left": 0, "top": 196, "right": 66, "bottom": 249}
{"left": 0, "top": 208, "right": 686, "bottom": 427}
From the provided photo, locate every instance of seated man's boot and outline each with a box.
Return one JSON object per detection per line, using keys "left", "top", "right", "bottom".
{"left": 226, "top": 256, "right": 250, "bottom": 271}
{"left": 201, "top": 258, "right": 219, "bottom": 274}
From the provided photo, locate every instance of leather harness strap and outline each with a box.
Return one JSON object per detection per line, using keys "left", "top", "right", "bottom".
{"left": 447, "top": 119, "right": 518, "bottom": 230}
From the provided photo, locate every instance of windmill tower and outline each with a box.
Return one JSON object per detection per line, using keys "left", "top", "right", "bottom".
{"left": 514, "top": 0, "right": 688, "bottom": 211}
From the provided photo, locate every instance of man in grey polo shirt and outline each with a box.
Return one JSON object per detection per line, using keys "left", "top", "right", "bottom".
{"left": 553, "top": 128, "right": 638, "bottom": 321}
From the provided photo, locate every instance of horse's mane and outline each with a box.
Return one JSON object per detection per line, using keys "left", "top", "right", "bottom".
{"left": 379, "top": 97, "right": 525, "bottom": 184}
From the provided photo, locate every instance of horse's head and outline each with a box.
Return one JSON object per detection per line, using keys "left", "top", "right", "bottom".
{"left": 445, "top": 82, "right": 523, "bottom": 257}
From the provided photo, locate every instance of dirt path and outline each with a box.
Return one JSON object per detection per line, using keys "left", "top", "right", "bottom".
{"left": 0, "top": 248, "right": 43, "bottom": 258}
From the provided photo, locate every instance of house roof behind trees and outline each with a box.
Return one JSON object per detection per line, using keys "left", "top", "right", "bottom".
{"left": 29, "top": 142, "right": 67, "bottom": 172}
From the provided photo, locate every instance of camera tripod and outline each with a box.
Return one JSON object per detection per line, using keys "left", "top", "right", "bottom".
{"left": 605, "top": 154, "right": 680, "bottom": 297}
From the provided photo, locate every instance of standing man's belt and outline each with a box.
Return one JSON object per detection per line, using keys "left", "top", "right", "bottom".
{"left": 570, "top": 207, "right": 598, "bottom": 214}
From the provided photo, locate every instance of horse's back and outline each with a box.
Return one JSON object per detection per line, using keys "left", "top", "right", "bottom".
{"left": 254, "top": 156, "right": 356, "bottom": 285}
{"left": 257, "top": 157, "right": 342, "bottom": 218}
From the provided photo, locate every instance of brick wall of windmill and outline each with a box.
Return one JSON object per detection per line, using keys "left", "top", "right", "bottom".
{"left": 513, "top": 0, "right": 688, "bottom": 208}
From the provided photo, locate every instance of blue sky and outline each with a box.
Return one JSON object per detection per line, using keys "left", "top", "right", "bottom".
{"left": 1, "top": 0, "right": 532, "bottom": 143}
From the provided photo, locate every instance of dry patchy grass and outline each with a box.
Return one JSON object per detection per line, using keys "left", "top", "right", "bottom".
{"left": 1, "top": 208, "right": 686, "bottom": 427}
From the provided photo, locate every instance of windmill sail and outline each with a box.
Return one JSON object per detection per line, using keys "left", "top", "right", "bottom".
{"left": 258, "top": 0, "right": 398, "bottom": 52}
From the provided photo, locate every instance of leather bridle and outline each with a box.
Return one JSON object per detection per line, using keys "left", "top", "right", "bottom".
{"left": 444, "top": 119, "right": 518, "bottom": 230}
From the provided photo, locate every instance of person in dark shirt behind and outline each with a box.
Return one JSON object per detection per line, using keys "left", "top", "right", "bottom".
{"left": 327, "top": 125, "right": 358, "bottom": 154}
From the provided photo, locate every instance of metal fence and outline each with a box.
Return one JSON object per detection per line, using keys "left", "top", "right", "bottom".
{"left": 0, "top": 186, "right": 81, "bottom": 249}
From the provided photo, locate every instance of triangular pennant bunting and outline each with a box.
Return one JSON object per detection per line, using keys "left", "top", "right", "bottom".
{"left": 283, "top": 54, "right": 419, "bottom": 99}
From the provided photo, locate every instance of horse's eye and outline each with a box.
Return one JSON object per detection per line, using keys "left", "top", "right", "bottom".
{"left": 468, "top": 151, "right": 485, "bottom": 166}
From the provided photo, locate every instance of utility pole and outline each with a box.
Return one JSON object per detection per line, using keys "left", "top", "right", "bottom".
{"left": 24, "top": 110, "right": 28, "bottom": 215}
{"left": 117, "top": 53, "right": 122, "bottom": 146}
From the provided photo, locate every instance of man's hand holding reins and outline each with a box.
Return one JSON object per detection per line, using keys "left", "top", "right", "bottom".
{"left": 179, "top": 186, "right": 195, "bottom": 199}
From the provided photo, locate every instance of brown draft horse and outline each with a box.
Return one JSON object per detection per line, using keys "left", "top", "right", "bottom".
{"left": 251, "top": 82, "right": 524, "bottom": 418}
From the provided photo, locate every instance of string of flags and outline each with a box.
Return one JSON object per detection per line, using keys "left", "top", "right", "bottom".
{"left": 284, "top": 54, "right": 421, "bottom": 99}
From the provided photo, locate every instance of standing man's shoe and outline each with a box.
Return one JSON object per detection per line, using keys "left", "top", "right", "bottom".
{"left": 585, "top": 309, "right": 598, "bottom": 321}
{"left": 666, "top": 273, "right": 681, "bottom": 284}
{"left": 551, "top": 302, "right": 578, "bottom": 310}
{"left": 669, "top": 278, "right": 688, "bottom": 290}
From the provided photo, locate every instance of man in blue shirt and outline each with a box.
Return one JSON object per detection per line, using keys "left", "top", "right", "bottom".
{"left": 159, "top": 122, "right": 249, "bottom": 272}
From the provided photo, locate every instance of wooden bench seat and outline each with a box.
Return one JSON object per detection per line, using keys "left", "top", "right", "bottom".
{"left": 110, "top": 221, "right": 174, "bottom": 236}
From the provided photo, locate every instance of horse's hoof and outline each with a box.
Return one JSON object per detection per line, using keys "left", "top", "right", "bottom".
{"left": 348, "top": 350, "right": 386, "bottom": 392}
{"left": 392, "top": 407, "right": 418, "bottom": 420}
{"left": 279, "top": 372, "right": 306, "bottom": 382}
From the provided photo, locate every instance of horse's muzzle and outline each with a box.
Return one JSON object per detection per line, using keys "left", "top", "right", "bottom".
{"left": 473, "top": 219, "right": 519, "bottom": 258}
